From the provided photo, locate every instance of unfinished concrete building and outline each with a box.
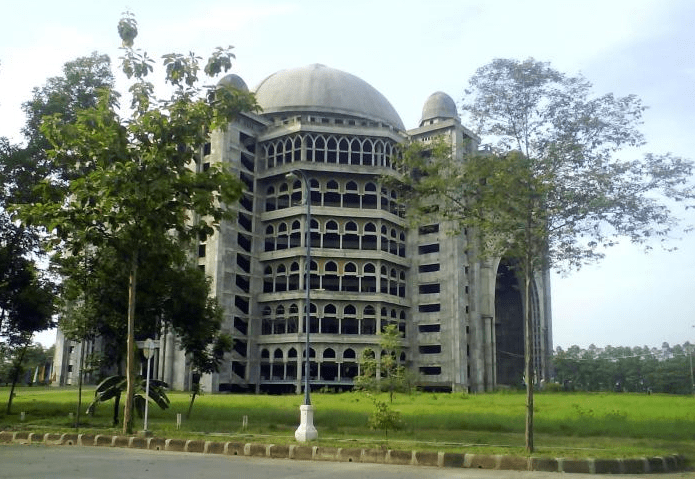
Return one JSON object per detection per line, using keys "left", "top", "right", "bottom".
{"left": 54, "top": 64, "right": 552, "bottom": 392}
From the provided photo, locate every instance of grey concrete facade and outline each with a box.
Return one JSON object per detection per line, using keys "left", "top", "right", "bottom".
{"left": 54, "top": 64, "right": 552, "bottom": 393}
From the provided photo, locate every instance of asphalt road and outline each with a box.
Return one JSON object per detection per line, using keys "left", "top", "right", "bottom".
{"left": 0, "top": 444, "right": 691, "bottom": 479}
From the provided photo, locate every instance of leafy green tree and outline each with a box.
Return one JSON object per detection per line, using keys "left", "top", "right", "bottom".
{"left": 395, "top": 58, "right": 694, "bottom": 452}
{"left": 354, "top": 324, "right": 410, "bottom": 403}
{"left": 367, "top": 396, "right": 404, "bottom": 437}
{"left": 20, "top": 53, "right": 114, "bottom": 185}
{"left": 2, "top": 53, "right": 113, "bottom": 420}
{"left": 2, "top": 276, "right": 54, "bottom": 414}
{"left": 20, "top": 13, "right": 257, "bottom": 434}
{"left": 354, "top": 324, "right": 410, "bottom": 436}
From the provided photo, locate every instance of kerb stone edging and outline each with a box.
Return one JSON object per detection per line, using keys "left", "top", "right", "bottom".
{"left": 0, "top": 430, "right": 686, "bottom": 474}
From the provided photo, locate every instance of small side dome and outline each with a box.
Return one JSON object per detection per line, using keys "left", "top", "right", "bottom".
{"left": 217, "top": 73, "right": 249, "bottom": 92}
{"left": 420, "top": 91, "right": 459, "bottom": 126}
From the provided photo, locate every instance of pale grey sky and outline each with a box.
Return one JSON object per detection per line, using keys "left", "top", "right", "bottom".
{"left": 2, "top": 0, "right": 694, "bottom": 349}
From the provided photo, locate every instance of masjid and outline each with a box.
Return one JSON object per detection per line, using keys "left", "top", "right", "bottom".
{"left": 53, "top": 64, "right": 552, "bottom": 393}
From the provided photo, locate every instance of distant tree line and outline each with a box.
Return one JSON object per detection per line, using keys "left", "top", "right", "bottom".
{"left": 552, "top": 343, "right": 694, "bottom": 394}
{"left": 0, "top": 342, "right": 53, "bottom": 386}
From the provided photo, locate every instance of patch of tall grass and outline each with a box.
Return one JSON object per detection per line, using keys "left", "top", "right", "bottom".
{"left": 1, "top": 387, "right": 693, "bottom": 459}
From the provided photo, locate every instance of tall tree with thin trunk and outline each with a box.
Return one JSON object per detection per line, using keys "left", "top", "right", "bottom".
{"left": 394, "top": 58, "right": 694, "bottom": 452}
{"left": 20, "top": 12, "right": 257, "bottom": 434}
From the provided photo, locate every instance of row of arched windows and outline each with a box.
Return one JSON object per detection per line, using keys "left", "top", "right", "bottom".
{"left": 262, "top": 260, "right": 407, "bottom": 297}
{"left": 263, "top": 134, "right": 399, "bottom": 170}
{"left": 260, "top": 302, "right": 407, "bottom": 336}
{"left": 265, "top": 179, "right": 403, "bottom": 217}
{"left": 258, "top": 345, "right": 407, "bottom": 382}
{"left": 264, "top": 219, "right": 406, "bottom": 257}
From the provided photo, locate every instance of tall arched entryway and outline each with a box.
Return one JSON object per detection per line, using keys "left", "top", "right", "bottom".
{"left": 495, "top": 259, "right": 524, "bottom": 387}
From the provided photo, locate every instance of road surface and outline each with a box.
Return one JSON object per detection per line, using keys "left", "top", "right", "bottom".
{"left": 0, "top": 444, "right": 691, "bottom": 479}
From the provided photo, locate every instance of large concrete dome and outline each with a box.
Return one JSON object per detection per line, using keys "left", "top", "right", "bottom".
{"left": 254, "top": 64, "right": 405, "bottom": 131}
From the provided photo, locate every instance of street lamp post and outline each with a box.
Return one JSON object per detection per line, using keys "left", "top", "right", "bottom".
{"left": 141, "top": 338, "right": 157, "bottom": 436}
{"left": 287, "top": 170, "right": 318, "bottom": 442}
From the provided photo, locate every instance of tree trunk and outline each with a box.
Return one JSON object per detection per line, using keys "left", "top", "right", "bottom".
{"left": 6, "top": 340, "right": 29, "bottom": 415}
{"left": 75, "top": 340, "right": 85, "bottom": 430}
{"left": 123, "top": 253, "right": 138, "bottom": 435}
{"left": 524, "top": 263, "right": 534, "bottom": 453}
{"left": 186, "top": 390, "right": 197, "bottom": 420}
{"left": 113, "top": 392, "right": 121, "bottom": 426}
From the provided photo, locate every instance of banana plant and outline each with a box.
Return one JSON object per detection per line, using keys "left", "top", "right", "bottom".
{"left": 86, "top": 375, "right": 169, "bottom": 426}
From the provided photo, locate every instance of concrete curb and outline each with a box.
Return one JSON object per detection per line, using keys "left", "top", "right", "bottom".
{"left": 0, "top": 430, "right": 687, "bottom": 474}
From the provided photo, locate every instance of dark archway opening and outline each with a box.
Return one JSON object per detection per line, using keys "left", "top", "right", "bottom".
{"left": 495, "top": 259, "right": 524, "bottom": 387}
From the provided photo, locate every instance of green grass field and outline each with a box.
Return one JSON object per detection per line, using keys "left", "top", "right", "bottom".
{"left": 1, "top": 387, "right": 693, "bottom": 460}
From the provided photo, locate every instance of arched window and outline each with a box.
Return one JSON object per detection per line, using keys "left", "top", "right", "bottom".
{"left": 288, "top": 304, "right": 299, "bottom": 333}
{"left": 390, "top": 189, "right": 399, "bottom": 215}
{"left": 281, "top": 137, "right": 293, "bottom": 165}
{"left": 326, "top": 137, "right": 338, "bottom": 163}
{"left": 322, "top": 303, "right": 338, "bottom": 334}
{"left": 276, "top": 264, "right": 287, "bottom": 292}
{"left": 350, "top": 138, "right": 361, "bottom": 165}
{"left": 363, "top": 222, "right": 377, "bottom": 250}
{"left": 266, "top": 143, "right": 276, "bottom": 169}
{"left": 343, "top": 221, "right": 359, "bottom": 250}
{"left": 310, "top": 218, "right": 321, "bottom": 248}
{"left": 263, "top": 266, "right": 273, "bottom": 293}
{"left": 374, "top": 141, "right": 384, "bottom": 166}
{"left": 384, "top": 142, "right": 393, "bottom": 167}
{"left": 309, "top": 178, "right": 321, "bottom": 205}
{"left": 324, "top": 220, "right": 340, "bottom": 249}
{"left": 292, "top": 136, "right": 302, "bottom": 162}
{"left": 342, "top": 304, "right": 359, "bottom": 334}
{"left": 344, "top": 181, "right": 360, "bottom": 208}
{"left": 309, "top": 303, "right": 319, "bottom": 334}
{"left": 324, "top": 261, "right": 339, "bottom": 291}
{"left": 343, "top": 262, "right": 359, "bottom": 292}
{"left": 362, "top": 263, "right": 376, "bottom": 293}
{"left": 288, "top": 262, "right": 300, "bottom": 291}
{"left": 290, "top": 179, "right": 302, "bottom": 207}
{"left": 362, "top": 139, "right": 374, "bottom": 166}
{"left": 363, "top": 182, "right": 377, "bottom": 209}
{"left": 338, "top": 137, "right": 349, "bottom": 164}
{"left": 314, "top": 135, "right": 326, "bottom": 162}
{"left": 277, "top": 222, "right": 288, "bottom": 250}
{"left": 262, "top": 306, "right": 272, "bottom": 335}
{"left": 310, "top": 260, "right": 320, "bottom": 289}
{"left": 265, "top": 185, "right": 276, "bottom": 212}
{"left": 323, "top": 348, "right": 336, "bottom": 359}
{"left": 390, "top": 268, "right": 398, "bottom": 296}
{"left": 306, "top": 135, "right": 315, "bottom": 162}
{"left": 290, "top": 220, "right": 301, "bottom": 248}
{"left": 363, "top": 305, "right": 376, "bottom": 335}
{"left": 380, "top": 186, "right": 389, "bottom": 211}
{"left": 277, "top": 182, "right": 290, "bottom": 209}
{"left": 265, "top": 225, "right": 275, "bottom": 252}
{"left": 324, "top": 179, "right": 340, "bottom": 207}
{"left": 380, "top": 225, "right": 389, "bottom": 252}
